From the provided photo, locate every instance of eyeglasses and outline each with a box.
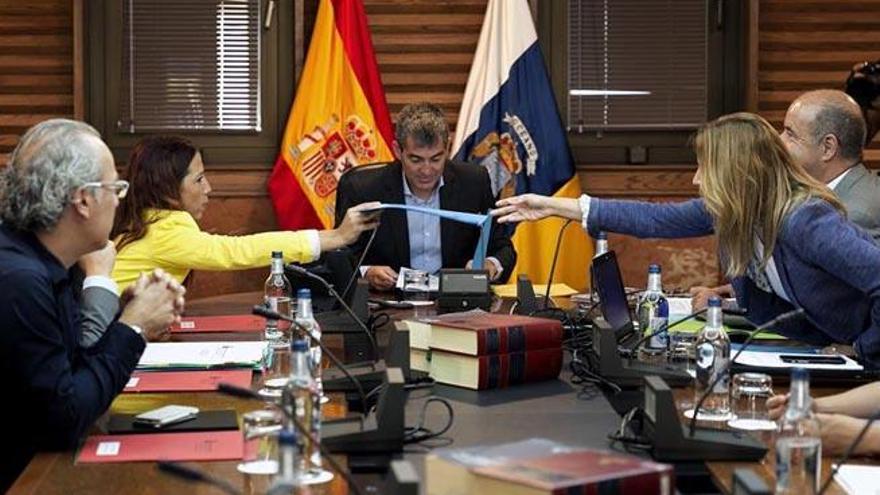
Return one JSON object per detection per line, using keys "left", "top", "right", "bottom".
{"left": 80, "top": 180, "right": 130, "bottom": 199}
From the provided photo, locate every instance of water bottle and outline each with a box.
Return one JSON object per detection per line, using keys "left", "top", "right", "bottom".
{"left": 283, "top": 339, "right": 317, "bottom": 476}
{"left": 294, "top": 292, "right": 324, "bottom": 472}
{"left": 264, "top": 251, "right": 292, "bottom": 341}
{"left": 275, "top": 428, "right": 300, "bottom": 485}
{"left": 775, "top": 368, "right": 821, "bottom": 495}
{"left": 594, "top": 231, "right": 609, "bottom": 258}
{"left": 693, "top": 296, "right": 731, "bottom": 419}
{"left": 637, "top": 264, "right": 670, "bottom": 360}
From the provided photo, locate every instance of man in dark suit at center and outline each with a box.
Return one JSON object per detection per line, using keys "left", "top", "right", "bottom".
{"left": 335, "top": 102, "right": 516, "bottom": 290}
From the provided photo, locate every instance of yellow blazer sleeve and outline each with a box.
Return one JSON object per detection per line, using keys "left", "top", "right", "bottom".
{"left": 150, "top": 212, "right": 319, "bottom": 271}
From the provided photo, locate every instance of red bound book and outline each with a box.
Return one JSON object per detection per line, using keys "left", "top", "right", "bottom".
{"left": 425, "top": 311, "right": 562, "bottom": 355}
{"left": 429, "top": 347, "right": 562, "bottom": 390}
{"left": 171, "top": 315, "right": 266, "bottom": 333}
{"left": 77, "top": 430, "right": 243, "bottom": 463}
{"left": 123, "top": 370, "right": 253, "bottom": 393}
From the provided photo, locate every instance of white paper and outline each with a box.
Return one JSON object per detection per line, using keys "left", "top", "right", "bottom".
{"left": 733, "top": 350, "right": 863, "bottom": 371}
{"left": 667, "top": 297, "right": 693, "bottom": 320}
{"left": 137, "top": 341, "right": 266, "bottom": 369}
{"left": 834, "top": 464, "right": 880, "bottom": 495}
{"left": 125, "top": 377, "right": 139, "bottom": 388}
{"left": 96, "top": 441, "right": 120, "bottom": 457}
{"left": 396, "top": 267, "right": 439, "bottom": 292}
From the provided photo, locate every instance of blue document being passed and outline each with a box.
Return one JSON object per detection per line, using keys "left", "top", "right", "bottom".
{"left": 369, "top": 203, "right": 491, "bottom": 269}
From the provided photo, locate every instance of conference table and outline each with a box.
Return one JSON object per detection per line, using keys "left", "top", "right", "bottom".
{"left": 8, "top": 290, "right": 864, "bottom": 494}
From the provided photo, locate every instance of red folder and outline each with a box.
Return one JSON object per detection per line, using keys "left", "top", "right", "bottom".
{"left": 123, "top": 370, "right": 253, "bottom": 393}
{"left": 171, "top": 315, "right": 266, "bottom": 333}
{"left": 77, "top": 430, "right": 243, "bottom": 463}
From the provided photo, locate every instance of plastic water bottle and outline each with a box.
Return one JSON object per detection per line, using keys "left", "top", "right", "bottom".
{"left": 594, "top": 231, "right": 609, "bottom": 258}
{"left": 693, "top": 296, "right": 731, "bottom": 419}
{"left": 283, "top": 339, "right": 317, "bottom": 476}
{"left": 637, "top": 264, "right": 670, "bottom": 359}
{"left": 275, "top": 428, "right": 299, "bottom": 486}
{"left": 294, "top": 290, "right": 324, "bottom": 471}
{"left": 264, "top": 251, "right": 292, "bottom": 341}
{"left": 775, "top": 368, "right": 821, "bottom": 495}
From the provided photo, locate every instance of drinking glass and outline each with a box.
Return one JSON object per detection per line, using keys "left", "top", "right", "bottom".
{"left": 238, "top": 409, "right": 283, "bottom": 475}
{"left": 258, "top": 340, "right": 290, "bottom": 400}
{"left": 728, "top": 372, "right": 776, "bottom": 431}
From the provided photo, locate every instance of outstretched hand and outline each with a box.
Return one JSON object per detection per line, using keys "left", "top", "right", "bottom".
{"left": 491, "top": 194, "right": 555, "bottom": 223}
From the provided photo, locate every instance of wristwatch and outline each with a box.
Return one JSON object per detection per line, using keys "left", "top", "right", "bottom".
{"left": 128, "top": 324, "right": 147, "bottom": 342}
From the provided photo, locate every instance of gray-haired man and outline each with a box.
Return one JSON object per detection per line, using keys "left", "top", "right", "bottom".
{"left": 0, "top": 119, "right": 184, "bottom": 490}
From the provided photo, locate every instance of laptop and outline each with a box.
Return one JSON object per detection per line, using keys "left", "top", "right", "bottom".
{"left": 592, "top": 250, "right": 636, "bottom": 344}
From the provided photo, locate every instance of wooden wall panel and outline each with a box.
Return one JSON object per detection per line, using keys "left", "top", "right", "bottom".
{"left": 756, "top": 0, "right": 880, "bottom": 166}
{"left": 0, "top": 0, "right": 73, "bottom": 165}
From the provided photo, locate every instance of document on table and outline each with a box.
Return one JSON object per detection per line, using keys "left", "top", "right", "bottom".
{"left": 137, "top": 341, "right": 266, "bottom": 370}
{"left": 834, "top": 464, "right": 880, "bottom": 495}
{"left": 368, "top": 203, "right": 491, "bottom": 268}
{"left": 733, "top": 350, "right": 863, "bottom": 371}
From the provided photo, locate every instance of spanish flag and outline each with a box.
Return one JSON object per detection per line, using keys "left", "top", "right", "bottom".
{"left": 453, "top": 0, "right": 591, "bottom": 291}
{"left": 269, "top": 0, "right": 393, "bottom": 229}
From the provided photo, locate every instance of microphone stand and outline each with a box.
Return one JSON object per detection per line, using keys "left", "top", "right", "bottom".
{"left": 688, "top": 308, "right": 806, "bottom": 436}
{"left": 216, "top": 383, "right": 365, "bottom": 495}
{"left": 252, "top": 305, "right": 367, "bottom": 409}
{"left": 286, "top": 264, "right": 380, "bottom": 360}
{"left": 542, "top": 219, "right": 573, "bottom": 310}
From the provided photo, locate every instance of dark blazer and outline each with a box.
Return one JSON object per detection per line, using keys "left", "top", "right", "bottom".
{"left": 833, "top": 163, "right": 880, "bottom": 242}
{"left": 335, "top": 160, "right": 516, "bottom": 282}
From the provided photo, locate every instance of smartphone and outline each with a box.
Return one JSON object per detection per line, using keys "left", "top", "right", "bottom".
{"left": 779, "top": 354, "right": 846, "bottom": 365}
{"left": 133, "top": 405, "right": 199, "bottom": 428}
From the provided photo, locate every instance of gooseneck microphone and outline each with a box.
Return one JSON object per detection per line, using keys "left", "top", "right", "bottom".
{"left": 688, "top": 308, "right": 806, "bottom": 436}
{"left": 252, "top": 304, "right": 367, "bottom": 408}
{"left": 216, "top": 383, "right": 365, "bottom": 495}
{"left": 157, "top": 461, "right": 242, "bottom": 495}
{"left": 541, "top": 219, "right": 574, "bottom": 310}
{"left": 285, "top": 264, "right": 380, "bottom": 359}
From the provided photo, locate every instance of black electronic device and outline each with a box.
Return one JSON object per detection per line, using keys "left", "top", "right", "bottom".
{"left": 388, "top": 460, "right": 420, "bottom": 495}
{"left": 641, "top": 375, "right": 767, "bottom": 462}
{"left": 732, "top": 468, "right": 771, "bottom": 495}
{"left": 592, "top": 317, "right": 692, "bottom": 388}
{"left": 324, "top": 327, "right": 413, "bottom": 397}
{"left": 515, "top": 274, "right": 539, "bottom": 315}
{"left": 592, "top": 251, "right": 636, "bottom": 341}
{"left": 436, "top": 269, "right": 492, "bottom": 313}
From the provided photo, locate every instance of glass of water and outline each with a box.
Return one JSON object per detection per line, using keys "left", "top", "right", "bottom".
{"left": 238, "top": 408, "right": 283, "bottom": 475}
{"left": 728, "top": 372, "right": 776, "bottom": 431}
{"left": 258, "top": 340, "right": 291, "bottom": 400}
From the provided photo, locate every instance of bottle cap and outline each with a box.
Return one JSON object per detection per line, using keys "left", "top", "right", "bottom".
{"left": 271, "top": 251, "right": 283, "bottom": 258}
{"left": 648, "top": 264, "right": 661, "bottom": 273}
{"left": 297, "top": 288, "right": 311, "bottom": 298}
{"left": 292, "top": 339, "right": 308, "bottom": 352}
{"left": 278, "top": 428, "right": 296, "bottom": 446}
{"left": 707, "top": 296, "right": 722, "bottom": 307}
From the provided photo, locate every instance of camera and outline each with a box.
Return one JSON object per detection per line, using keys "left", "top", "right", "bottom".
{"left": 845, "top": 60, "right": 880, "bottom": 110}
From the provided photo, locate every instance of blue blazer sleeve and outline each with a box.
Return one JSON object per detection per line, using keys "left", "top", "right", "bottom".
{"left": 586, "top": 198, "right": 715, "bottom": 239}
{"left": 3, "top": 270, "right": 145, "bottom": 449}
{"left": 784, "top": 202, "right": 880, "bottom": 364}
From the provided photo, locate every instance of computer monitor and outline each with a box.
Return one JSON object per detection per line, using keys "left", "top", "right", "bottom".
{"left": 591, "top": 250, "right": 634, "bottom": 340}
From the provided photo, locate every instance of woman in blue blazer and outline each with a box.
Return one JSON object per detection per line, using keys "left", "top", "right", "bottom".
{"left": 493, "top": 112, "right": 880, "bottom": 367}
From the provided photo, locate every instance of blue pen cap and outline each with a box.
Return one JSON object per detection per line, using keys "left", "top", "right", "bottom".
{"left": 707, "top": 296, "right": 722, "bottom": 307}
{"left": 292, "top": 339, "right": 308, "bottom": 352}
{"left": 297, "top": 288, "right": 311, "bottom": 299}
{"left": 278, "top": 428, "right": 296, "bottom": 446}
{"left": 648, "top": 264, "right": 661, "bottom": 274}
{"left": 597, "top": 231, "right": 608, "bottom": 240}
{"left": 791, "top": 367, "right": 809, "bottom": 381}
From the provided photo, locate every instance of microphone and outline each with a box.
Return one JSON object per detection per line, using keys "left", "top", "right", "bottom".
{"left": 541, "top": 219, "right": 574, "bottom": 310}
{"left": 285, "top": 263, "right": 380, "bottom": 359}
{"left": 818, "top": 407, "right": 880, "bottom": 495}
{"left": 628, "top": 307, "right": 709, "bottom": 354}
{"left": 688, "top": 307, "right": 806, "bottom": 436}
{"left": 339, "top": 227, "right": 378, "bottom": 302}
{"left": 215, "top": 383, "right": 365, "bottom": 495}
{"left": 251, "top": 305, "right": 367, "bottom": 409}
{"left": 157, "top": 461, "right": 242, "bottom": 495}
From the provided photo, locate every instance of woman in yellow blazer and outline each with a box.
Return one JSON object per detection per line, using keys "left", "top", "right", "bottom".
{"left": 111, "top": 136, "right": 379, "bottom": 292}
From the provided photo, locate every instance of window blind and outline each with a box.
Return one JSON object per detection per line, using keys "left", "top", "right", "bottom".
{"left": 567, "top": 0, "right": 707, "bottom": 131}
{"left": 119, "top": 0, "right": 261, "bottom": 133}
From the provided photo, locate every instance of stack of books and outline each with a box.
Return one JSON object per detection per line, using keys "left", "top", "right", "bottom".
{"left": 405, "top": 310, "right": 563, "bottom": 390}
{"left": 427, "top": 438, "right": 673, "bottom": 495}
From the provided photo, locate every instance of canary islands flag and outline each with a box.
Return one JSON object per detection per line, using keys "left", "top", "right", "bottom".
{"left": 269, "top": 0, "right": 394, "bottom": 229}
{"left": 452, "top": 0, "right": 591, "bottom": 290}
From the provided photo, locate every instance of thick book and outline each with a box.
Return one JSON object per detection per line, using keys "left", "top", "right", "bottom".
{"left": 123, "top": 369, "right": 253, "bottom": 393}
{"left": 411, "top": 348, "right": 430, "bottom": 373}
{"left": 77, "top": 430, "right": 243, "bottom": 463}
{"left": 171, "top": 314, "right": 266, "bottom": 333}
{"left": 429, "top": 348, "right": 562, "bottom": 390}
{"left": 413, "top": 310, "right": 563, "bottom": 356}
{"left": 426, "top": 438, "right": 673, "bottom": 495}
